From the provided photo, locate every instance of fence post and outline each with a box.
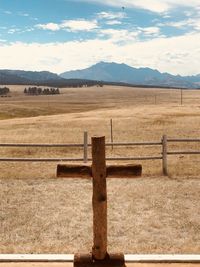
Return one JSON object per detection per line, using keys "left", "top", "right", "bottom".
{"left": 110, "top": 119, "right": 113, "bottom": 150}
{"left": 162, "top": 135, "right": 168, "bottom": 175}
{"left": 181, "top": 89, "right": 183, "bottom": 105}
{"left": 83, "top": 131, "right": 88, "bottom": 163}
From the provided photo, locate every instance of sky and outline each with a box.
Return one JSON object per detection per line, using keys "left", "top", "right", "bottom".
{"left": 0, "top": 0, "right": 200, "bottom": 75}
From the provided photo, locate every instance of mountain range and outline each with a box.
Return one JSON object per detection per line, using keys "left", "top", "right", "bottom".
{"left": 0, "top": 62, "right": 200, "bottom": 89}
{"left": 0, "top": 69, "right": 98, "bottom": 87}
{"left": 0, "top": 70, "right": 63, "bottom": 85}
{"left": 60, "top": 62, "right": 200, "bottom": 89}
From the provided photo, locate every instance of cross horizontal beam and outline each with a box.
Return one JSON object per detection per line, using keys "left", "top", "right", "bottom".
{"left": 57, "top": 164, "right": 142, "bottom": 178}
{"left": 57, "top": 165, "right": 92, "bottom": 178}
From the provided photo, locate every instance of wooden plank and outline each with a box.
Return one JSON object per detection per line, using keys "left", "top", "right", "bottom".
{"left": 1, "top": 263, "right": 200, "bottom": 267}
{"left": 57, "top": 164, "right": 142, "bottom": 178}
{"left": 125, "top": 255, "right": 200, "bottom": 262}
{"left": 91, "top": 136, "right": 107, "bottom": 260}
{"left": 128, "top": 264, "right": 200, "bottom": 267}
{"left": 0, "top": 264, "right": 72, "bottom": 267}
{"left": 57, "top": 164, "right": 91, "bottom": 178}
{"left": 1, "top": 262, "right": 200, "bottom": 267}
{"left": 107, "top": 164, "right": 142, "bottom": 178}
{"left": 1, "top": 254, "right": 200, "bottom": 263}
{"left": 0, "top": 255, "right": 74, "bottom": 262}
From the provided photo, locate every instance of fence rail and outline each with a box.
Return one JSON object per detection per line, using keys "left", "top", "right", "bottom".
{"left": 0, "top": 157, "right": 84, "bottom": 162}
{"left": 0, "top": 141, "right": 162, "bottom": 147}
{"left": 0, "top": 131, "right": 200, "bottom": 175}
{"left": 96, "top": 141, "right": 162, "bottom": 146}
{"left": 0, "top": 143, "right": 84, "bottom": 147}
{"left": 168, "top": 138, "right": 200, "bottom": 142}
{"left": 167, "top": 151, "right": 200, "bottom": 155}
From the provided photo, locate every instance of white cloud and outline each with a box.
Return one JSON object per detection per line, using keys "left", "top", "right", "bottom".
{"left": 6, "top": 26, "right": 33, "bottom": 35}
{"left": 158, "top": 18, "right": 200, "bottom": 31}
{"left": 99, "top": 29, "right": 139, "bottom": 43}
{"left": 4, "top": 10, "right": 12, "bottom": 15}
{"left": 18, "top": 12, "right": 30, "bottom": 17}
{"left": 96, "top": 11, "right": 126, "bottom": 25}
{"left": 23, "top": 27, "right": 35, "bottom": 33}
{"left": 0, "top": 32, "right": 200, "bottom": 76}
{"left": 36, "top": 19, "right": 98, "bottom": 32}
{"left": 106, "top": 20, "right": 122, "bottom": 25}
{"left": 184, "top": 11, "right": 194, "bottom": 17}
{"left": 61, "top": 19, "right": 98, "bottom": 31}
{"left": 36, "top": 23, "right": 60, "bottom": 31}
{"left": 75, "top": 0, "right": 200, "bottom": 13}
{"left": 99, "top": 26, "right": 161, "bottom": 43}
{"left": 96, "top": 11, "right": 125, "bottom": 25}
{"left": 7, "top": 28, "right": 21, "bottom": 34}
{"left": 138, "top": 27, "right": 160, "bottom": 36}
{"left": 97, "top": 11, "right": 125, "bottom": 20}
{"left": 31, "top": 17, "right": 39, "bottom": 21}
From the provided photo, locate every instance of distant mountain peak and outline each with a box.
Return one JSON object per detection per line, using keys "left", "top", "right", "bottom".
{"left": 60, "top": 61, "right": 200, "bottom": 88}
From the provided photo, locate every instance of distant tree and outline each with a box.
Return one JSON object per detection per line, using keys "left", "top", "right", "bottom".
{"left": 24, "top": 86, "right": 61, "bottom": 95}
{"left": 37, "top": 88, "right": 42, "bottom": 95}
{"left": 55, "top": 88, "right": 60, "bottom": 94}
{"left": 0, "top": 87, "right": 10, "bottom": 95}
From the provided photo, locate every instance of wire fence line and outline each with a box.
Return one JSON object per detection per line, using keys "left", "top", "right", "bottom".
{"left": 0, "top": 131, "right": 200, "bottom": 175}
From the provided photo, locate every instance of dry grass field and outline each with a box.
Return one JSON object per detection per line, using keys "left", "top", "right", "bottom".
{"left": 1, "top": 85, "right": 200, "bottom": 254}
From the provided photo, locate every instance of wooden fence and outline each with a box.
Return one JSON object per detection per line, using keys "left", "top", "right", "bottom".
{"left": 0, "top": 131, "right": 200, "bottom": 175}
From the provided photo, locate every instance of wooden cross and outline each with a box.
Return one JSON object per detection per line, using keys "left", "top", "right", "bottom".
{"left": 57, "top": 136, "right": 142, "bottom": 267}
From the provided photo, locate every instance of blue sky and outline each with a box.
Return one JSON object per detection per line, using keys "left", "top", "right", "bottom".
{"left": 0, "top": 0, "right": 200, "bottom": 75}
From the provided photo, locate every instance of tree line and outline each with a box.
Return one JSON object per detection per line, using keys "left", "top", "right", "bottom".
{"left": 0, "top": 87, "right": 10, "bottom": 95}
{"left": 24, "top": 87, "right": 60, "bottom": 95}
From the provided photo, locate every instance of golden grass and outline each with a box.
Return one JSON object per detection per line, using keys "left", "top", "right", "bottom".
{"left": 0, "top": 94, "right": 200, "bottom": 178}
{"left": 1, "top": 177, "right": 200, "bottom": 253}
{"left": 1, "top": 85, "right": 200, "bottom": 253}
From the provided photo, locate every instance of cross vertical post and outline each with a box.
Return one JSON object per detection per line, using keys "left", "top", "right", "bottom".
{"left": 92, "top": 136, "right": 107, "bottom": 260}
